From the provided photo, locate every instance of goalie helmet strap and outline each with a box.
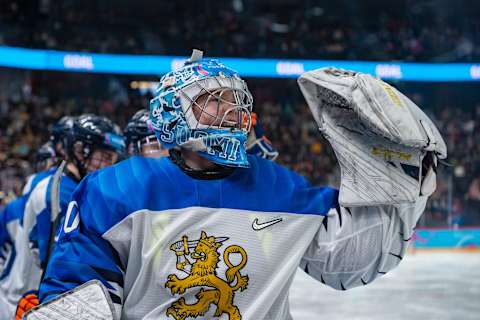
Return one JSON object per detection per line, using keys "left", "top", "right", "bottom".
{"left": 168, "top": 149, "right": 234, "bottom": 180}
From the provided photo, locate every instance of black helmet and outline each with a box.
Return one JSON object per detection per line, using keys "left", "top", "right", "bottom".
{"left": 50, "top": 116, "right": 75, "bottom": 160}
{"left": 35, "top": 141, "right": 56, "bottom": 171}
{"left": 69, "top": 114, "right": 125, "bottom": 176}
{"left": 124, "top": 109, "right": 158, "bottom": 155}
{"left": 51, "top": 116, "right": 75, "bottom": 142}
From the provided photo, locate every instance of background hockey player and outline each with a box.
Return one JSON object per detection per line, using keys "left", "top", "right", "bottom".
{"left": 5, "top": 116, "right": 77, "bottom": 319}
{"left": 21, "top": 142, "right": 57, "bottom": 196}
{"left": 0, "top": 140, "right": 57, "bottom": 319}
{"left": 35, "top": 51, "right": 445, "bottom": 320}
{"left": 14, "top": 114, "right": 126, "bottom": 320}
{"left": 124, "top": 109, "right": 168, "bottom": 158}
{"left": 245, "top": 112, "right": 278, "bottom": 161}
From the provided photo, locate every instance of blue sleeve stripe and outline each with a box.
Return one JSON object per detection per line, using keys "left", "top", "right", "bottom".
{"left": 35, "top": 209, "right": 52, "bottom": 265}
{"left": 0, "top": 209, "right": 9, "bottom": 246}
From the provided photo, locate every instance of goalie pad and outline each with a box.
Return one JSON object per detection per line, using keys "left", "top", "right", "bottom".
{"left": 298, "top": 67, "right": 447, "bottom": 206}
{"left": 24, "top": 280, "right": 117, "bottom": 320}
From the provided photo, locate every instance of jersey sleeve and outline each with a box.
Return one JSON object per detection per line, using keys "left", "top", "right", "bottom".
{"left": 0, "top": 198, "right": 25, "bottom": 259}
{"left": 22, "top": 173, "right": 79, "bottom": 272}
{"left": 0, "top": 206, "right": 10, "bottom": 270}
{"left": 0, "top": 206, "right": 9, "bottom": 249}
{"left": 300, "top": 194, "right": 428, "bottom": 290}
{"left": 23, "top": 177, "right": 52, "bottom": 270}
{"left": 22, "top": 174, "right": 36, "bottom": 195}
{"left": 38, "top": 171, "right": 126, "bottom": 317}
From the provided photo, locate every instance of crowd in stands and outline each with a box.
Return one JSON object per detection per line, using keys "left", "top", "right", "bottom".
{"left": 1, "top": 0, "right": 479, "bottom": 62}
{"left": 0, "top": 73, "right": 479, "bottom": 227}
{"left": 1, "top": 0, "right": 479, "bottom": 225}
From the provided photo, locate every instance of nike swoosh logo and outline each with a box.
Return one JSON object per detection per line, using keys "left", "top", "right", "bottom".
{"left": 252, "top": 217, "right": 283, "bottom": 231}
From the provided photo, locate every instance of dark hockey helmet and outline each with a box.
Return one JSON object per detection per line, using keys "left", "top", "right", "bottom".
{"left": 50, "top": 116, "right": 75, "bottom": 160}
{"left": 125, "top": 109, "right": 154, "bottom": 152}
{"left": 124, "top": 109, "right": 165, "bottom": 157}
{"left": 35, "top": 141, "right": 56, "bottom": 171}
{"left": 69, "top": 114, "right": 126, "bottom": 176}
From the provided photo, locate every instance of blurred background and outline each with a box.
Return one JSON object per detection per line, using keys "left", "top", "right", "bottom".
{"left": 0, "top": 1, "right": 479, "bottom": 318}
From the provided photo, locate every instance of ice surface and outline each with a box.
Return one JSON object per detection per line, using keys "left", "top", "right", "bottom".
{"left": 290, "top": 252, "right": 480, "bottom": 320}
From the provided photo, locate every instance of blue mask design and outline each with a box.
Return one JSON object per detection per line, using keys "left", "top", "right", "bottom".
{"left": 149, "top": 51, "right": 253, "bottom": 167}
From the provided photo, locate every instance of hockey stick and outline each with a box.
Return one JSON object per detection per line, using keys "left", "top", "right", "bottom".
{"left": 40, "top": 160, "right": 66, "bottom": 279}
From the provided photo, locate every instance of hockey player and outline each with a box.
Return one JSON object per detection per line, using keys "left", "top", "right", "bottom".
{"left": 35, "top": 52, "right": 445, "bottom": 320}
{"left": 21, "top": 141, "right": 57, "bottom": 196}
{"left": 0, "top": 116, "right": 77, "bottom": 319}
{"left": 34, "top": 142, "right": 57, "bottom": 172}
{"left": 124, "top": 109, "right": 168, "bottom": 158}
{"left": 245, "top": 112, "right": 279, "bottom": 161}
{"left": 0, "top": 195, "right": 31, "bottom": 319}
{"left": 0, "top": 140, "right": 58, "bottom": 319}
{"left": 14, "top": 114, "right": 126, "bottom": 320}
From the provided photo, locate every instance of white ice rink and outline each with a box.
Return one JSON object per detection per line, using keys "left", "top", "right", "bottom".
{"left": 290, "top": 252, "right": 480, "bottom": 320}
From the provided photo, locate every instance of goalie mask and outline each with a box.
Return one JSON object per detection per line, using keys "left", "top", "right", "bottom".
{"left": 149, "top": 50, "right": 253, "bottom": 168}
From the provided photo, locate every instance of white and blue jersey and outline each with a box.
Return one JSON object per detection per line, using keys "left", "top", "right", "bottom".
{"left": 3, "top": 169, "right": 78, "bottom": 319}
{"left": 40, "top": 155, "right": 427, "bottom": 320}
{"left": 25, "top": 173, "right": 78, "bottom": 267}
{"left": 22, "top": 168, "right": 57, "bottom": 198}
{"left": 0, "top": 197, "right": 26, "bottom": 319}
{"left": 0, "top": 197, "right": 25, "bottom": 279}
{"left": 0, "top": 168, "right": 56, "bottom": 319}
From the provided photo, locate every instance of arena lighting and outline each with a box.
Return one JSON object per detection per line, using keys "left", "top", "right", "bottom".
{"left": 130, "top": 80, "right": 158, "bottom": 95}
{"left": 1, "top": 46, "right": 480, "bottom": 82}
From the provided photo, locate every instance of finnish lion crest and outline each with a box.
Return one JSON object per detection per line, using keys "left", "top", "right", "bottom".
{"left": 165, "top": 231, "right": 249, "bottom": 320}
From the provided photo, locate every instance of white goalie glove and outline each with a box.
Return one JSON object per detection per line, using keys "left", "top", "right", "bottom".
{"left": 298, "top": 67, "right": 447, "bottom": 206}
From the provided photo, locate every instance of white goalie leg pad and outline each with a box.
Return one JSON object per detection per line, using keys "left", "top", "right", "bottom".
{"left": 24, "top": 280, "right": 117, "bottom": 320}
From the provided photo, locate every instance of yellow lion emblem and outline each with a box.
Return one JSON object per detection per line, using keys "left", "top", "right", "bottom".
{"left": 165, "top": 231, "right": 249, "bottom": 320}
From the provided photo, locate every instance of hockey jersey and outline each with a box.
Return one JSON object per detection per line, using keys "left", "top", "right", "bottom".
{"left": 3, "top": 170, "right": 78, "bottom": 319}
{"left": 0, "top": 197, "right": 25, "bottom": 279}
{"left": 24, "top": 172, "right": 78, "bottom": 267}
{"left": 0, "top": 168, "right": 56, "bottom": 319}
{"left": 40, "top": 155, "right": 427, "bottom": 320}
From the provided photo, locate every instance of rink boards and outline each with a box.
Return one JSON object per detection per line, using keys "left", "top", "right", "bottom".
{"left": 412, "top": 227, "right": 480, "bottom": 250}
